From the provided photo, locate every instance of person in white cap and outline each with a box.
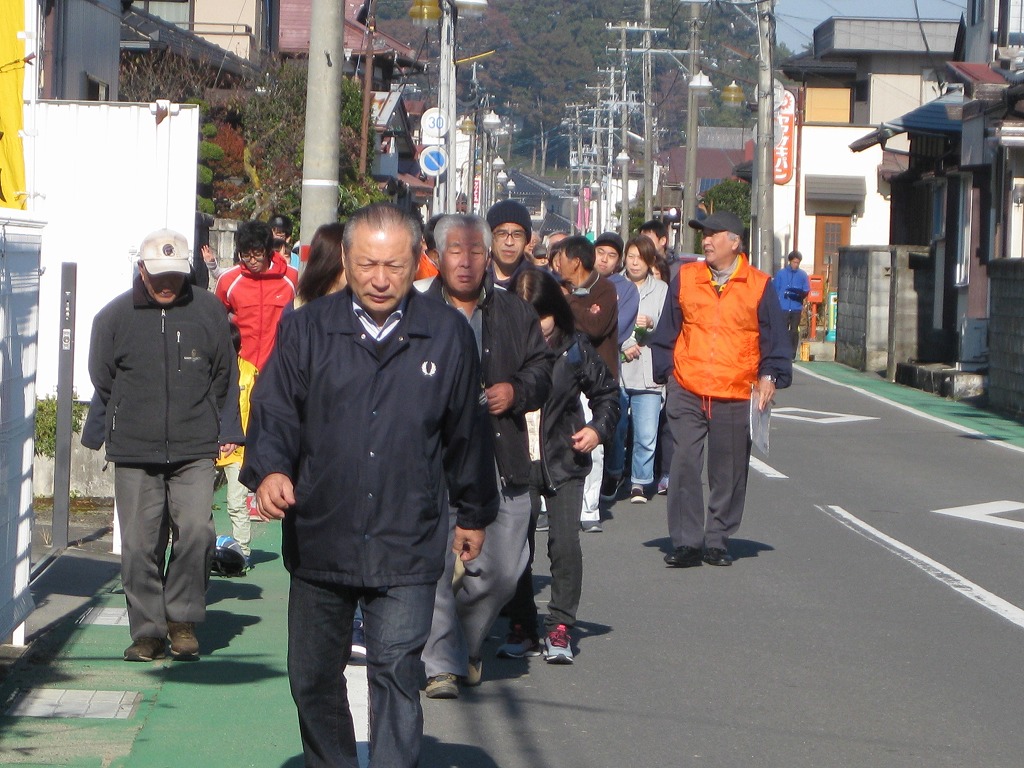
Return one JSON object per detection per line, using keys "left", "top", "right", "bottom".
{"left": 82, "top": 228, "right": 242, "bottom": 662}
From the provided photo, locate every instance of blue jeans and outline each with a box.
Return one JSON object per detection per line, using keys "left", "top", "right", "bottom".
{"left": 287, "top": 575, "right": 434, "bottom": 768}
{"left": 625, "top": 390, "right": 662, "bottom": 486}
{"left": 604, "top": 388, "right": 630, "bottom": 479}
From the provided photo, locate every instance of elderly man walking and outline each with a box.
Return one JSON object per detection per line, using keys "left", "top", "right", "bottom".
{"left": 83, "top": 229, "right": 241, "bottom": 662}
{"left": 417, "top": 213, "right": 553, "bottom": 699}
{"left": 650, "top": 211, "right": 792, "bottom": 568}
{"left": 241, "top": 204, "right": 499, "bottom": 768}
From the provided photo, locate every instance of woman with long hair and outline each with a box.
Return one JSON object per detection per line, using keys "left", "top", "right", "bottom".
{"left": 620, "top": 236, "right": 668, "bottom": 503}
{"left": 496, "top": 269, "right": 619, "bottom": 664}
{"left": 296, "top": 222, "right": 346, "bottom": 304}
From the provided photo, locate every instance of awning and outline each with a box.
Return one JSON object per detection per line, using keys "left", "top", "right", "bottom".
{"left": 850, "top": 91, "right": 965, "bottom": 152}
{"left": 804, "top": 175, "right": 866, "bottom": 203}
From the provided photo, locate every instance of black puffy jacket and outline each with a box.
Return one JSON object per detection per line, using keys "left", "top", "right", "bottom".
{"left": 537, "top": 332, "right": 620, "bottom": 492}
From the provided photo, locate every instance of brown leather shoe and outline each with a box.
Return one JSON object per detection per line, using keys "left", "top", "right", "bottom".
{"left": 166, "top": 621, "right": 200, "bottom": 660}
{"left": 124, "top": 636, "right": 165, "bottom": 662}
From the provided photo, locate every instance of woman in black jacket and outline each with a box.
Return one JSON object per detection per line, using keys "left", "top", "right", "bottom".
{"left": 498, "top": 269, "right": 620, "bottom": 664}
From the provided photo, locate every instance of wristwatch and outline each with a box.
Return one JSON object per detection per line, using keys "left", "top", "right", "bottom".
{"left": 761, "top": 374, "right": 776, "bottom": 385}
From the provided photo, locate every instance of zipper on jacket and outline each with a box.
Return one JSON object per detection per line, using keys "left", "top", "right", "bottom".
{"left": 163, "top": 309, "right": 170, "bottom": 462}
{"left": 177, "top": 330, "right": 182, "bottom": 371}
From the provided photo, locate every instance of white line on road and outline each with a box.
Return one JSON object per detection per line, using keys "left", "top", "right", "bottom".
{"left": 750, "top": 456, "right": 788, "bottom": 479}
{"left": 795, "top": 366, "right": 1024, "bottom": 455}
{"left": 933, "top": 500, "right": 1024, "bottom": 531}
{"left": 820, "top": 504, "right": 1024, "bottom": 630}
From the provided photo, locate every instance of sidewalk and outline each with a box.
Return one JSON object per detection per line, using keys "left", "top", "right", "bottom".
{"left": 0, "top": 487, "right": 344, "bottom": 767}
{"left": 2, "top": 361, "right": 1022, "bottom": 765}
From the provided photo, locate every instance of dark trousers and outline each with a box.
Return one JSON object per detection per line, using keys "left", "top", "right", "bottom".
{"left": 506, "top": 474, "right": 585, "bottom": 637}
{"left": 665, "top": 379, "right": 751, "bottom": 551}
{"left": 784, "top": 309, "right": 802, "bottom": 359}
{"left": 114, "top": 460, "right": 215, "bottom": 641}
{"left": 287, "top": 575, "right": 434, "bottom": 768}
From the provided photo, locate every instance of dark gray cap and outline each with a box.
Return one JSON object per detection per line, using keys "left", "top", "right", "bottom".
{"left": 688, "top": 211, "right": 743, "bottom": 236}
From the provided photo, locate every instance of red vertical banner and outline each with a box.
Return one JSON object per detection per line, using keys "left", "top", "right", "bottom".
{"left": 473, "top": 176, "right": 481, "bottom": 208}
{"left": 774, "top": 89, "right": 796, "bottom": 185}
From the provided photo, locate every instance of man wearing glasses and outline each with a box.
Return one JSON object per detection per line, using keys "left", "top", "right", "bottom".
{"left": 486, "top": 199, "right": 535, "bottom": 289}
{"left": 214, "top": 220, "right": 298, "bottom": 561}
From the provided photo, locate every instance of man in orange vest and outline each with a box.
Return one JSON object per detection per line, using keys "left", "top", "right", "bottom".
{"left": 649, "top": 211, "right": 791, "bottom": 567}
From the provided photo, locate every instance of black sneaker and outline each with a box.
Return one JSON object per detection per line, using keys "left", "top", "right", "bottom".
{"left": 599, "top": 474, "right": 622, "bottom": 501}
{"left": 664, "top": 546, "right": 703, "bottom": 568}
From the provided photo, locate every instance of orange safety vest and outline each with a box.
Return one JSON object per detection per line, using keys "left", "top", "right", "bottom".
{"left": 672, "top": 256, "right": 769, "bottom": 400}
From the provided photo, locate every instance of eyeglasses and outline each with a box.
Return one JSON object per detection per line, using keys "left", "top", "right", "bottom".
{"left": 239, "top": 250, "right": 266, "bottom": 263}
{"left": 493, "top": 229, "right": 527, "bottom": 242}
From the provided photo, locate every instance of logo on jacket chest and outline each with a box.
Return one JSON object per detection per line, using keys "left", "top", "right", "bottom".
{"left": 421, "top": 361, "right": 437, "bottom": 377}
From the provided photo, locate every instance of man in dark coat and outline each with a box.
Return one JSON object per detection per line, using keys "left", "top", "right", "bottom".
{"left": 241, "top": 204, "right": 498, "bottom": 768}
{"left": 83, "top": 228, "right": 241, "bottom": 663}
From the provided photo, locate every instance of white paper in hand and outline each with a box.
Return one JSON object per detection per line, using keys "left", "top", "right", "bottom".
{"left": 750, "top": 386, "right": 771, "bottom": 455}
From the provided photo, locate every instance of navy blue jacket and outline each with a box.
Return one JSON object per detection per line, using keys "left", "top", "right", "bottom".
{"left": 240, "top": 288, "right": 499, "bottom": 588}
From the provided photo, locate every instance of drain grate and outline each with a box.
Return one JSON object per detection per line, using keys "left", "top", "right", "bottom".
{"left": 6, "top": 688, "right": 141, "bottom": 719}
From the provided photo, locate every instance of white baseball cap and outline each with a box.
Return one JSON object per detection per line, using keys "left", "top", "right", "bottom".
{"left": 139, "top": 229, "right": 191, "bottom": 275}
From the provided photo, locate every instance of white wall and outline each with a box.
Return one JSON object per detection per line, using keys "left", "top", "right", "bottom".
{"left": 773, "top": 124, "right": 891, "bottom": 274}
{"left": 28, "top": 101, "right": 200, "bottom": 400}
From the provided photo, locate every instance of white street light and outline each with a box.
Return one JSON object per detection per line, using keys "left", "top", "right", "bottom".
{"left": 482, "top": 110, "right": 501, "bottom": 131}
{"left": 492, "top": 155, "right": 506, "bottom": 172}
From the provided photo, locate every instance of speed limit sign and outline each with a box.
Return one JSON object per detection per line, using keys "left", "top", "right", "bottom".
{"left": 421, "top": 107, "right": 449, "bottom": 139}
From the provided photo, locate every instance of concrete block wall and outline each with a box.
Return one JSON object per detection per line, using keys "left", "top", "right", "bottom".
{"left": 988, "top": 259, "right": 1024, "bottom": 418}
{"left": 837, "top": 247, "right": 892, "bottom": 372}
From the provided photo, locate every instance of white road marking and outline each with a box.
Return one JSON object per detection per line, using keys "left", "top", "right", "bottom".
{"left": 773, "top": 406, "right": 877, "bottom": 424}
{"left": 820, "top": 505, "right": 1024, "bottom": 630}
{"left": 933, "top": 501, "right": 1024, "bottom": 532}
{"left": 345, "top": 665, "right": 370, "bottom": 766}
{"left": 795, "top": 366, "right": 1024, "bottom": 455}
{"left": 749, "top": 456, "right": 788, "bottom": 479}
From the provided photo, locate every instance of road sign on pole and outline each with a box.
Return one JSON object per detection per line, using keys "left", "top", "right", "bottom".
{"left": 419, "top": 146, "right": 449, "bottom": 177}
{"left": 421, "top": 107, "right": 449, "bottom": 140}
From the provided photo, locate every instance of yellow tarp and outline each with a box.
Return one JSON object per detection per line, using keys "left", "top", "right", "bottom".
{"left": 0, "top": 0, "right": 27, "bottom": 210}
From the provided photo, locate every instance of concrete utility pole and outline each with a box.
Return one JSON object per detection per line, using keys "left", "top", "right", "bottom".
{"left": 682, "top": 0, "right": 701, "bottom": 248}
{"left": 299, "top": 0, "right": 346, "bottom": 256}
{"left": 752, "top": 0, "right": 776, "bottom": 272}
{"left": 358, "top": 0, "right": 378, "bottom": 177}
{"left": 642, "top": 0, "right": 653, "bottom": 220}
{"left": 435, "top": 0, "right": 457, "bottom": 214}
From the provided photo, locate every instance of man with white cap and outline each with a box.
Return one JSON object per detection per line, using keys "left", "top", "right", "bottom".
{"left": 83, "top": 229, "right": 241, "bottom": 662}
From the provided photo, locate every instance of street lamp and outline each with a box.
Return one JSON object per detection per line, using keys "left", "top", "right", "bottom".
{"left": 506, "top": 178, "right": 516, "bottom": 198}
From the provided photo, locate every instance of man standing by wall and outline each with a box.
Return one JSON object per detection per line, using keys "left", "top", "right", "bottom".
{"left": 773, "top": 250, "right": 810, "bottom": 359}
{"left": 418, "top": 213, "right": 553, "bottom": 699}
{"left": 650, "top": 212, "right": 791, "bottom": 568}
{"left": 241, "top": 204, "right": 498, "bottom": 767}
{"left": 83, "top": 229, "right": 241, "bottom": 662}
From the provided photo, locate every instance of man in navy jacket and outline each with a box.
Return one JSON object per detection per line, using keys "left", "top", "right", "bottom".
{"left": 241, "top": 204, "right": 498, "bottom": 768}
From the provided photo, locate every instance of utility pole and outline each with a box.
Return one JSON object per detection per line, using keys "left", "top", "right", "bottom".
{"left": 682, "top": 0, "right": 701, "bottom": 249}
{"left": 357, "top": 0, "right": 377, "bottom": 176}
{"left": 642, "top": 0, "right": 653, "bottom": 220}
{"left": 619, "top": 25, "right": 630, "bottom": 241}
{"left": 300, "top": 0, "right": 345, "bottom": 258}
{"left": 752, "top": 0, "right": 776, "bottom": 272}
{"left": 435, "top": 0, "right": 457, "bottom": 214}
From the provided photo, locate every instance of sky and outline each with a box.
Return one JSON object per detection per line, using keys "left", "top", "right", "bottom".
{"left": 773, "top": 0, "right": 966, "bottom": 50}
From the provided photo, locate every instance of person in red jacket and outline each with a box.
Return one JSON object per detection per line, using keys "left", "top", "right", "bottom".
{"left": 649, "top": 211, "right": 791, "bottom": 568}
{"left": 214, "top": 220, "right": 298, "bottom": 559}
{"left": 215, "top": 220, "right": 298, "bottom": 371}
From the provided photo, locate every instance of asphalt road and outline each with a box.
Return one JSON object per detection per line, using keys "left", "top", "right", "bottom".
{"left": 420, "top": 366, "right": 1024, "bottom": 768}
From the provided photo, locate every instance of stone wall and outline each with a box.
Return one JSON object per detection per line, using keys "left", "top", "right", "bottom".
{"left": 988, "top": 259, "right": 1024, "bottom": 418}
{"left": 32, "top": 425, "right": 114, "bottom": 499}
{"left": 837, "top": 245, "right": 937, "bottom": 375}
